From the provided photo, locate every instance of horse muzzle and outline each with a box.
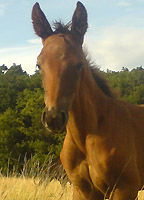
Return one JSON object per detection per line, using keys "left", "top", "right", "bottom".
{"left": 41, "top": 107, "right": 68, "bottom": 133}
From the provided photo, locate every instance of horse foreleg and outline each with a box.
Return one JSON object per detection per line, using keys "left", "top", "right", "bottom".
{"left": 73, "top": 187, "right": 85, "bottom": 200}
{"left": 109, "top": 179, "right": 139, "bottom": 200}
{"left": 110, "top": 187, "right": 138, "bottom": 200}
{"left": 73, "top": 186, "right": 104, "bottom": 200}
{"left": 109, "top": 164, "right": 140, "bottom": 200}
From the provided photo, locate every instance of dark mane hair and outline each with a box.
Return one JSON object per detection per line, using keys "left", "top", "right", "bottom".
{"left": 53, "top": 21, "right": 72, "bottom": 34}
{"left": 89, "top": 66, "right": 114, "bottom": 98}
{"left": 53, "top": 21, "right": 114, "bottom": 98}
{"left": 86, "top": 54, "right": 115, "bottom": 98}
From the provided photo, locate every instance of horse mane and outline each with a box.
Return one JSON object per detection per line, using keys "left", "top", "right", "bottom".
{"left": 84, "top": 52, "right": 115, "bottom": 98}
{"left": 53, "top": 21, "right": 72, "bottom": 34}
{"left": 89, "top": 66, "right": 114, "bottom": 98}
{"left": 53, "top": 21, "right": 115, "bottom": 98}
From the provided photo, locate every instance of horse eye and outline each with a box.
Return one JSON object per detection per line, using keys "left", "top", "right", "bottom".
{"left": 36, "top": 64, "right": 41, "bottom": 70}
{"left": 76, "top": 62, "right": 83, "bottom": 71}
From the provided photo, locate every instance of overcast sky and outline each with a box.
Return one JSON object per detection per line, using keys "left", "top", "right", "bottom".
{"left": 0, "top": 0, "right": 144, "bottom": 74}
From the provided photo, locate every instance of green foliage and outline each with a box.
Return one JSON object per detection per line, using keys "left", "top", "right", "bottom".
{"left": 104, "top": 66, "right": 144, "bottom": 104}
{"left": 1, "top": 63, "right": 144, "bottom": 174}
{"left": 0, "top": 64, "right": 64, "bottom": 174}
{"left": 0, "top": 64, "right": 30, "bottom": 112}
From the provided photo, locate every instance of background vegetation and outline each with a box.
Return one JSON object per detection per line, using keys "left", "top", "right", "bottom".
{"left": 0, "top": 63, "right": 144, "bottom": 174}
{"left": 0, "top": 64, "right": 65, "bottom": 174}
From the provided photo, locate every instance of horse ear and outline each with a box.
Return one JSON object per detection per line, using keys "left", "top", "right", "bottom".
{"left": 32, "top": 3, "right": 53, "bottom": 40}
{"left": 71, "top": 1, "right": 88, "bottom": 44}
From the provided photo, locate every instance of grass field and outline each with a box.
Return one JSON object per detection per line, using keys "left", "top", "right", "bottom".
{"left": 0, "top": 157, "right": 144, "bottom": 200}
{"left": 1, "top": 176, "right": 144, "bottom": 200}
{"left": 0, "top": 176, "right": 73, "bottom": 200}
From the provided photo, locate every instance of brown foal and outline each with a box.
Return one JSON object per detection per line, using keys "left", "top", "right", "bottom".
{"left": 32, "top": 2, "right": 144, "bottom": 199}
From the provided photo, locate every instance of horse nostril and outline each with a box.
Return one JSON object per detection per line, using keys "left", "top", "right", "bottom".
{"left": 41, "top": 108, "right": 68, "bottom": 131}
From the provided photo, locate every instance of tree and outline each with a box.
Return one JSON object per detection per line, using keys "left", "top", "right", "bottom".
{"left": 0, "top": 65, "right": 65, "bottom": 173}
{"left": 0, "top": 64, "right": 30, "bottom": 112}
{"left": 0, "top": 64, "right": 8, "bottom": 74}
{"left": 104, "top": 66, "right": 144, "bottom": 104}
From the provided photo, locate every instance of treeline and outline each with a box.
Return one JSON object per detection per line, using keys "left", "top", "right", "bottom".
{"left": 0, "top": 64, "right": 144, "bottom": 173}
{"left": 105, "top": 66, "right": 144, "bottom": 104}
{"left": 0, "top": 64, "right": 65, "bottom": 174}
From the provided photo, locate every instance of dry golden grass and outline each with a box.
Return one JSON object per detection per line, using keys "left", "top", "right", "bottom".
{"left": 0, "top": 156, "right": 144, "bottom": 200}
{"left": 0, "top": 176, "right": 73, "bottom": 200}
{"left": 138, "top": 191, "right": 144, "bottom": 200}
{"left": 1, "top": 176, "right": 144, "bottom": 200}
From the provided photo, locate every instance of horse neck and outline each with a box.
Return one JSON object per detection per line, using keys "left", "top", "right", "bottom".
{"left": 67, "top": 62, "right": 108, "bottom": 149}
